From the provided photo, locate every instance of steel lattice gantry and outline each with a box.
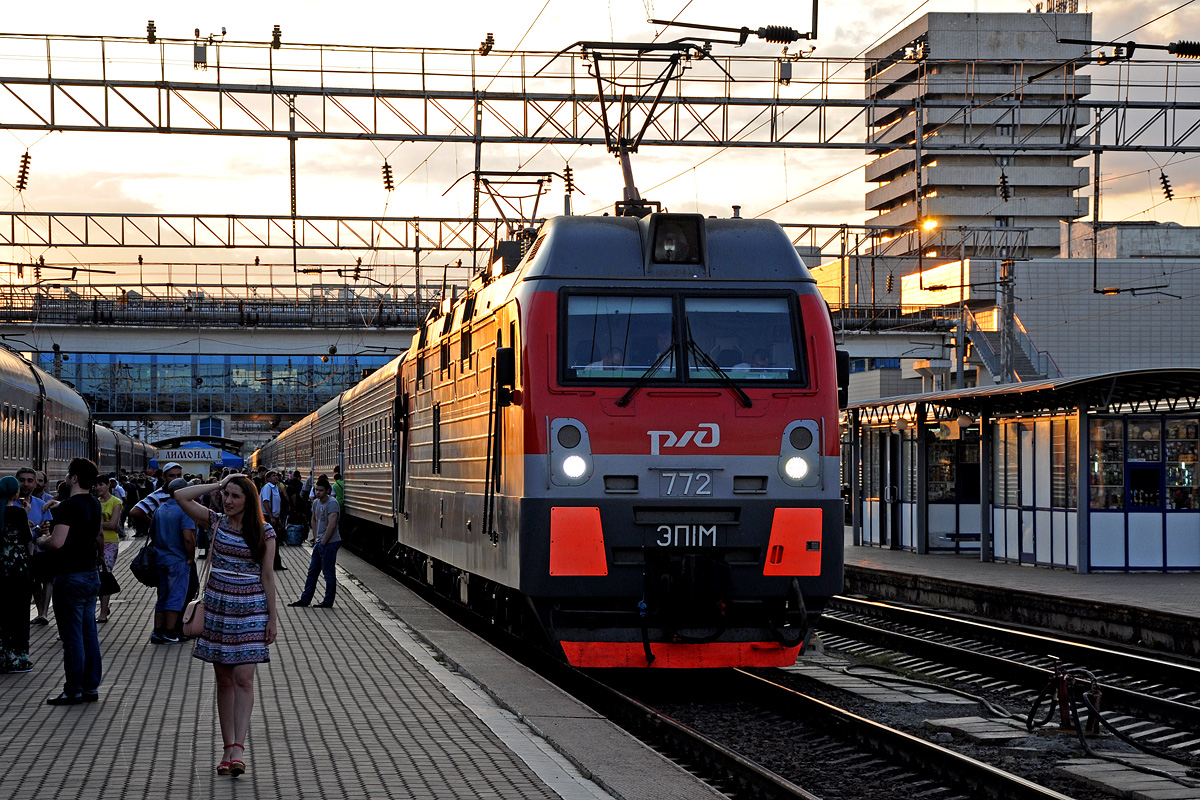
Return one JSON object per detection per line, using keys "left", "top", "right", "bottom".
{"left": 2, "top": 35, "right": 1200, "bottom": 152}
{"left": 0, "top": 212, "right": 519, "bottom": 252}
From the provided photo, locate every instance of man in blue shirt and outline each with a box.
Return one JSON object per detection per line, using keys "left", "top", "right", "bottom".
{"left": 149, "top": 478, "right": 196, "bottom": 645}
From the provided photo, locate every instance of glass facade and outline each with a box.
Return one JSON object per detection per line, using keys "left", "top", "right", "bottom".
{"left": 37, "top": 353, "right": 391, "bottom": 417}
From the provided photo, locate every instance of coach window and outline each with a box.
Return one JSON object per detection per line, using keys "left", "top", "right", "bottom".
{"left": 683, "top": 296, "right": 803, "bottom": 382}
{"left": 564, "top": 295, "right": 675, "bottom": 380}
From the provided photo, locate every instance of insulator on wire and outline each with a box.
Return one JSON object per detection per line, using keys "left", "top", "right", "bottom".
{"left": 756, "top": 25, "right": 801, "bottom": 44}
{"left": 886, "top": 274, "right": 895, "bottom": 293}
{"left": 999, "top": 171, "right": 1011, "bottom": 202}
{"left": 479, "top": 33, "right": 495, "bottom": 56}
{"left": 1160, "top": 171, "right": 1174, "bottom": 201}
{"left": 147, "top": 20, "right": 156, "bottom": 44}
{"left": 382, "top": 162, "right": 395, "bottom": 191}
{"left": 271, "top": 25, "right": 282, "bottom": 50}
{"left": 16, "top": 151, "right": 31, "bottom": 192}
{"left": 1169, "top": 40, "right": 1200, "bottom": 58}
{"left": 563, "top": 165, "right": 574, "bottom": 194}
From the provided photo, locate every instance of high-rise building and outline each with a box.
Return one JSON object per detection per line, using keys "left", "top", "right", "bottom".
{"left": 864, "top": 9, "right": 1092, "bottom": 260}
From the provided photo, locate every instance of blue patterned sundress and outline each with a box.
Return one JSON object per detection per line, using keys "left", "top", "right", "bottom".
{"left": 192, "top": 510, "right": 275, "bottom": 665}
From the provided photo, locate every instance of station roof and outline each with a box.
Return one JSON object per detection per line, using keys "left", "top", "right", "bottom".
{"left": 151, "top": 434, "right": 245, "bottom": 451}
{"left": 848, "top": 369, "right": 1200, "bottom": 424}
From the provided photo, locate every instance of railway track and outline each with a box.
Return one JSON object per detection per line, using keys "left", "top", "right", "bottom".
{"left": 352, "top": 541, "right": 1087, "bottom": 799}
{"left": 818, "top": 597, "right": 1200, "bottom": 736}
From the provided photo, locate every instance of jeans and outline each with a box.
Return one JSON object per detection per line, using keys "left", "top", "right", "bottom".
{"left": 52, "top": 571, "right": 102, "bottom": 696}
{"left": 298, "top": 541, "right": 340, "bottom": 605}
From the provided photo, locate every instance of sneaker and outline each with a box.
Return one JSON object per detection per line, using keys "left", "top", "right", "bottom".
{"left": 9, "top": 665, "right": 33, "bottom": 674}
{"left": 32, "top": 616, "right": 49, "bottom": 626}
{"left": 287, "top": 601, "right": 309, "bottom": 607}
{"left": 159, "top": 633, "right": 181, "bottom": 644}
{"left": 81, "top": 691, "right": 99, "bottom": 702}
{"left": 315, "top": 602, "right": 334, "bottom": 608}
{"left": 47, "top": 693, "right": 83, "bottom": 706}
{"left": 149, "top": 633, "right": 165, "bottom": 644}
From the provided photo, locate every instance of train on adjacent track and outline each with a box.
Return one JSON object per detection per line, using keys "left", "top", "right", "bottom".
{"left": 257, "top": 212, "right": 847, "bottom": 668}
{"left": 0, "top": 345, "right": 155, "bottom": 479}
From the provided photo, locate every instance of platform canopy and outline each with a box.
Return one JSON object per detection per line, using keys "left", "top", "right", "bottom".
{"left": 848, "top": 369, "right": 1200, "bottom": 425}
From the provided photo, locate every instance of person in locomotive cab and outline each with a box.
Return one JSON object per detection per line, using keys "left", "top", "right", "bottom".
{"left": 588, "top": 347, "right": 624, "bottom": 369}
{"left": 287, "top": 477, "right": 340, "bottom": 608}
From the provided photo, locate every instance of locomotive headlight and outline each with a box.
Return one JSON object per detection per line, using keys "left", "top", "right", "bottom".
{"left": 550, "top": 417, "right": 593, "bottom": 486}
{"left": 779, "top": 420, "right": 821, "bottom": 488}
{"left": 784, "top": 456, "right": 810, "bottom": 481}
{"left": 562, "top": 455, "right": 587, "bottom": 479}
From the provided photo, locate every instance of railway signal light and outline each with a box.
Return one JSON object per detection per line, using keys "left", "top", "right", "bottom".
{"left": 999, "top": 171, "right": 1011, "bottom": 201}
{"left": 382, "top": 162, "right": 394, "bottom": 191}
{"left": 16, "top": 151, "right": 30, "bottom": 192}
{"left": 1160, "top": 171, "right": 1174, "bottom": 201}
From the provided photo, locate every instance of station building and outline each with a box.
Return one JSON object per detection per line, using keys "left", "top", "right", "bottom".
{"left": 846, "top": 370, "right": 1200, "bottom": 573}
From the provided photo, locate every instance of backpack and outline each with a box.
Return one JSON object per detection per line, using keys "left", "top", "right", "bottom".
{"left": 129, "top": 538, "right": 158, "bottom": 587}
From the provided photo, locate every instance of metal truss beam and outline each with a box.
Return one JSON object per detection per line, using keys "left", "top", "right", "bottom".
{"left": 0, "top": 212, "right": 523, "bottom": 252}
{"left": 1, "top": 35, "right": 1199, "bottom": 152}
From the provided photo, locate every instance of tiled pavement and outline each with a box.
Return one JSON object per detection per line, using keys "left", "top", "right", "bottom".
{"left": 1, "top": 540, "right": 720, "bottom": 800}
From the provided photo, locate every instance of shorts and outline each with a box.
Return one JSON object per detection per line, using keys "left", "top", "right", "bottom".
{"left": 155, "top": 561, "right": 191, "bottom": 612}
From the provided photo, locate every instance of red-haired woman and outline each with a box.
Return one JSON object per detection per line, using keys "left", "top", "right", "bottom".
{"left": 175, "top": 474, "right": 277, "bottom": 778}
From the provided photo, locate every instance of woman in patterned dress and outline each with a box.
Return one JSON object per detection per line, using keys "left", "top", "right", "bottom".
{"left": 174, "top": 474, "right": 277, "bottom": 778}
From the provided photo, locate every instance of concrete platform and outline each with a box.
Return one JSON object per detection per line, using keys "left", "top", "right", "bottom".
{"left": 843, "top": 530, "right": 1200, "bottom": 657}
{"left": 0, "top": 542, "right": 726, "bottom": 800}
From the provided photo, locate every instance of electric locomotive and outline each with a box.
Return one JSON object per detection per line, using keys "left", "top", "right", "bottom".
{"left": 260, "top": 212, "right": 847, "bottom": 668}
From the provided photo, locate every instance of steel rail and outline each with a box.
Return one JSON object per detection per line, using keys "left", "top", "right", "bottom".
{"left": 819, "top": 600, "right": 1200, "bottom": 729}
{"left": 831, "top": 596, "right": 1200, "bottom": 693}
{"left": 730, "top": 669, "right": 1077, "bottom": 800}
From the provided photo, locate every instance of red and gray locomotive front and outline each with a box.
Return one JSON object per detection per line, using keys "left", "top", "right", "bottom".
{"left": 513, "top": 214, "right": 844, "bottom": 668}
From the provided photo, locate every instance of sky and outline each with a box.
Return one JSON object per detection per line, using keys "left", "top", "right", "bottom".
{"left": 2, "top": 0, "right": 1199, "bottom": 290}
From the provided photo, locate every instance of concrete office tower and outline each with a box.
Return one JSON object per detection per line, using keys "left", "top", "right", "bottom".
{"left": 865, "top": 9, "right": 1092, "bottom": 260}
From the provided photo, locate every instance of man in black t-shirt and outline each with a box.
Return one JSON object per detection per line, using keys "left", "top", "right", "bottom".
{"left": 35, "top": 457, "right": 103, "bottom": 706}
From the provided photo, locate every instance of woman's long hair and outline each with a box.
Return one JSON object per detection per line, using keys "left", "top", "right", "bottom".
{"left": 0, "top": 475, "right": 18, "bottom": 539}
{"left": 228, "top": 476, "right": 268, "bottom": 563}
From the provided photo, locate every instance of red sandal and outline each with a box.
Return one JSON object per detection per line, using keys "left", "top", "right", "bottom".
{"left": 216, "top": 747, "right": 232, "bottom": 776}
{"left": 228, "top": 743, "right": 246, "bottom": 777}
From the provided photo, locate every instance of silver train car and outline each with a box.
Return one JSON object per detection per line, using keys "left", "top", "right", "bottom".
{"left": 0, "top": 345, "right": 91, "bottom": 479}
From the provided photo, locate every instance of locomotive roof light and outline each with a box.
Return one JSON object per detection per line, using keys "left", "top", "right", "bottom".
{"left": 779, "top": 420, "right": 821, "bottom": 488}
{"left": 550, "top": 417, "right": 593, "bottom": 487}
{"left": 651, "top": 215, "right": 704, "bottom": 265}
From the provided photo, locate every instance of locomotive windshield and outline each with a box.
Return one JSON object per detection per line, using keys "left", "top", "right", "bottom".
{"left": 563, "top": 293, "right": 803, "bottom": 384}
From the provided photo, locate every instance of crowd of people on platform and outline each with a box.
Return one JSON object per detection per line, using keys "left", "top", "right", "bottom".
{"left": 0, "top": 456, "right": 345, "bottom": 778}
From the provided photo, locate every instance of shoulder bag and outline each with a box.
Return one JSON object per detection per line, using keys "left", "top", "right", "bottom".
{"left": 181, "top": 547, "right": 212, "bottom": 638}
{"left": 129, "top": 534, "right": 158, "bottom": 587}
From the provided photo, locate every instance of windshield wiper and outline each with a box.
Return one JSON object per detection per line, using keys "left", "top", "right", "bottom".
{"left": 616, "top": 343, "right": 675, "bottom": 407}
{"left": 684, "top": 320, "right": 752, "bottom": 408}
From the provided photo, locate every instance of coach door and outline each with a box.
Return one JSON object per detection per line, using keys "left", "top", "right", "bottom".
{"left": 394, "top": 391, "right": 409, "bottom": 523}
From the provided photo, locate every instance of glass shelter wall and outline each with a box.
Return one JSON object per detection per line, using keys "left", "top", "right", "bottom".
{"left": 38, "top": 353, "right": 391, "bottom": 417}
{"left": 1087, "top": 416, "right": 1200, "bottom": 570}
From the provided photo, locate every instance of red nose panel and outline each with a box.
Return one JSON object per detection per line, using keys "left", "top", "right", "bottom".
{"left": 763, "top": 508, "right": 823, "bottom": 576}
{"left": 549, "top": 506, "right": 608, "bottom": 576}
